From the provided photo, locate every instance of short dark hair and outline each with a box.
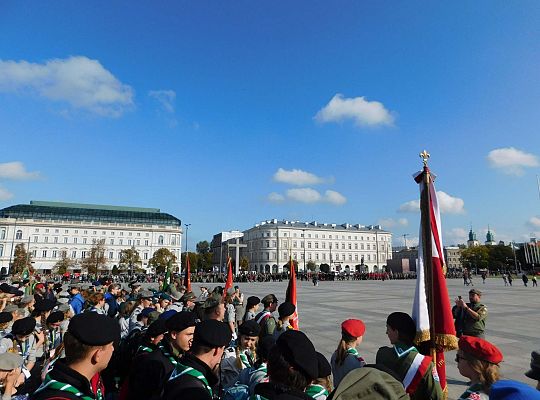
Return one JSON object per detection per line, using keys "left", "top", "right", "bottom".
{"left": 267, "top": 345, "right": 310, "bottom": 391}
{"left": 63, "top": 331, "right": 96, "bottom": 364}
{"left": 190, "top": 343, "right": 215, "bottom": 356}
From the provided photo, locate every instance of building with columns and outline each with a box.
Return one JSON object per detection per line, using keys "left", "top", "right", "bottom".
{"left": 0, "top": 201, "right": 182, "bottom": 274}
{"left": 242, "top": 219, "right": 392, "bottom": 273}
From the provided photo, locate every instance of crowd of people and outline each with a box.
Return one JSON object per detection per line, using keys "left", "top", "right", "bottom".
{"left": 0, "top": 276, "right": 537, "bottom": 399}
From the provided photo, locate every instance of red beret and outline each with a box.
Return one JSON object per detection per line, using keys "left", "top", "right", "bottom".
{"left": 459, "top": 335, "right": 503, "bottom": 364}
{"left": 341, "top": 319, "right": 366, "bottom": 338}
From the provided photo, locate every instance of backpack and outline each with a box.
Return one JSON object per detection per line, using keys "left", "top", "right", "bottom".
{"left": 223, "top": 383, "right": 250, "bottom": 400}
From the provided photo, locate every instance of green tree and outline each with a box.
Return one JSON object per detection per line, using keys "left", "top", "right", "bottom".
{"left": 196, "top": 241, "right": 210, "bottom": 255}
{"left": 460, "top": 246, "right": 489, "bottom": 272}
{"left": 80, "top": 239, "right": 107, "bottom": 275}
{"left": 181, "top": 252, "right": 199, "bottom": 272}
{"left": 11, "top": 243, "right": 32, "bottom": 275}
{"left": 149, "top": 248, "right": 177, "bottom": 274}
{"left": 54, "top": 253, "right": 75, "bottom": 275}
{"left": 306, "top": 261, "right": 317, "bottom": 271}
{"left": 119, "top": 246, "right": 142, "bottom": 273}
{"left": 486, "top": 244, "right": 514, "bottom": 271}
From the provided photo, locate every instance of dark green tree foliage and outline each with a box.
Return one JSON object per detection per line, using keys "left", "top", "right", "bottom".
{"left": 149, "top": 248, "right": 177, "bottom": 274}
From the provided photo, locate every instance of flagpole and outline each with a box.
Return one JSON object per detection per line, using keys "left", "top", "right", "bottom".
{"left": 419, "top": 151, "right": 437, "bottom": 357}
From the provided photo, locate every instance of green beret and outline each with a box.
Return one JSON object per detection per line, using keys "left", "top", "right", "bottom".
{"left": 68, "top": 312, "right": 120, "bottom": 346}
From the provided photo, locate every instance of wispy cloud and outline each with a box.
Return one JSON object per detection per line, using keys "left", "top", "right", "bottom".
{"left": 273, "top": 168, "right": 331, "bottom": 186}
{"left": 487, "top": 147, "right": 539, "bottom": 176}
{"left": 0, "top": 56, "right": 134, "bottom": 117}
{"left": 378, "top": 217, "right": 408, "bottom": 228}
{"left": 267, "top": 188, "right": 347, "bottom": 205}
{"left": 528, "top": 216, "right": 540, "bottom": 228}
{"left": 0, "top": 162, "right": 40, "bottom": 180}
{"left": 148, "top": 89, "right": 176, "bottom": 113}
{"left": 445, "top": 227, "right": 468, "bottom": 245}
{"left": 398, "top": 191, "right": 465, "bottom": 214}
{"left": 267, "top": 192, "right": 285, "bottom": 203}
{"left": 315, "top": 94, "right": 394, "bottom": 127}
{"left": 0, "top": 186, "right": 13, "bottom": 201}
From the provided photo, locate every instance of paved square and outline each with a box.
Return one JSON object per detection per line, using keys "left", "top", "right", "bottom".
{"left": 191, "top": 277, "right": 539, "bottom": 399}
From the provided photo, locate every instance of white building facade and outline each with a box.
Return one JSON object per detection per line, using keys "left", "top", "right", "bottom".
{"left": 243, "top": 219, "right": 392, "bottom": 273}
{"left": 0, "top": 201, "right": 182, "bottom": 273}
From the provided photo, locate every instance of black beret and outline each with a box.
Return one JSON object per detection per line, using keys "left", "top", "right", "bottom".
{"left": 276, "top": 330, "right": 318, "bottom": 379}
{"left": 0, "top": 283, "right": 10, "bottom": 293}
{"left": 0, "top": 312, "right": 13, "bottom": 324}
{"left": 34, "top": 299, "right": 56, "bottom": 312}
{"left": 146, "top": 319, "right": 168, "bottom": 338}
{"left": 257, "top": 336, "right": 276, "bottom": 360}
{"left": 278, "top": 302, "right": 296, "bottom": 318}
{"left": 193, "top": 320, "right": 231, "bottom": 348}
{"left": 68, "top": 312, "right": 120, "bottom": 346}
{"left": 238, "top": 320, "right": 261, "bottom": 337}
{"left": 386, "top": 312, "right": 416, "bottom": 342}
{"left": 165, "top": 311, "right": 197, "bottom": 333}
{"left": 46, "top": 311, "right": 65, "bottom": 324}
{"left": 246, "top": 296, "right": 260, "bottom": 309}
{"left": 11, "top": 317, "right": 36, "bottom": 336}
{"left": 316, "top": 352, "right": 331, "bottom": 378}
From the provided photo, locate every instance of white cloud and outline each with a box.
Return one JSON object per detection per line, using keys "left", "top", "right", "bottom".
{"left": 445, "top": 228, "right": 468, "bottom": 245}
{"left": 378, "top": 217, "right": 409, "bottom": 228}
{"left": 398, "top": 191, "right": 465, "bottom": 214}
{"left": 273, "top": 168, "right": 329, "bottom": 186}
{"left": 0, "top": 162, "right": 40, "bottom": 180}
{"left": 149, "top": 89, "right": 176, "bottom": 113}
{"left": 315, "top": 93, "right": 394, "bottom": 127}
{"left": 286, "top": 188, "right": 322, "bottom": 203}
{"left": 0, "top": 186, "right": 13, "bottom": 201}
{"left": 267, "top": 192, "right": 285, "bottom": 203}
{"left": 324, "top": 190, "right": 347, "bottom": 205}
{"left": 529, "top": 216, "right": 540, "bottom": 228}
{"left": 487, "top": 147, "right": 539, "bottom": 176}
{"left": 0, "top": 56, "right": 134, "bottom": 117}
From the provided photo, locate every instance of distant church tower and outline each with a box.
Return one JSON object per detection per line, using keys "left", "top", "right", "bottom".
{"left": 485, "top": 226, "right": 496, "bottom": 246}
{"left": 467, "top": 227, "right": 479, "bottom": 248}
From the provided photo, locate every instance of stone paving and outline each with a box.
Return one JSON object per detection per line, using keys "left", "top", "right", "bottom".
{"left": 189, "top": 277, "right": 539, "bottom": 399}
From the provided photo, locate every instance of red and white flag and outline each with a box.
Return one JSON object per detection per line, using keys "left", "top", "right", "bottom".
{"left": 412, "top": 162, "right": 458, "bottom": 396}
{"left": 224, "top": 256, "right": 233, "bottom": 295}
{"left": 285, "top": 256, "right": 299, "bottom": 330}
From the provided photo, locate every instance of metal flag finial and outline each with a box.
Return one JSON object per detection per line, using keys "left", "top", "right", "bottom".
{"left": 419, "top": 150, "right": 430, "bottom": 166}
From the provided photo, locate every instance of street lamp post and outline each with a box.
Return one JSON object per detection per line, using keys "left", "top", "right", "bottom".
{"left": 184, "top": 223, "right": 191, "bottom": 274}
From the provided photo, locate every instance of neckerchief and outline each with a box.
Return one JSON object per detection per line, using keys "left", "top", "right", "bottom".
{"left": 158, "top": 342, "right": 178, "bottom": 366}
{"left": 168, "top": 362, "right": 212, "bottom": 396}
{"left": 346, "top": 347, "right": 365, "bottom": 364}
{"left": 239, "top": 350, "right": 253, "bottom": 368}
{"left": 34, "top": 373, "right": 102, "bottom": 400}
{"left": 305, "top": 384, "right": 329, "bottom": 399}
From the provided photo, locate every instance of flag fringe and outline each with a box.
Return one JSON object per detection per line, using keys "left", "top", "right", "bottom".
{"left": 414, "top": 329, "right": 430, "bottom": 345}
{"left": 434, "top": 333, "right": 458, "bottom": 351}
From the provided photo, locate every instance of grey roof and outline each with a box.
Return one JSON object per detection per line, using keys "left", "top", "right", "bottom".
{"left": 250, "top": 219, "right": 390, "bottom": 233}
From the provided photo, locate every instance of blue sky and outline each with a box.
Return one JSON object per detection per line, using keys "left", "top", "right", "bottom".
{"left": 1, "top": 1, "right": 540, "bottom": 249}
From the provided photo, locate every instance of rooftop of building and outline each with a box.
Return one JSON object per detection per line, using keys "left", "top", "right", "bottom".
{"left": 250, "top": 219, "right": 390, "bottom": 233}
{"left": 0, "top": 201, "right": 181, "bottom": 227}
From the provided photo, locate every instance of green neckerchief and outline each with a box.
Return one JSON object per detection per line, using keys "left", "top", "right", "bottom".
{"left": 393, "top": 342, "right": 416, "bottom": 359}
{"left": 169, "top": 362, "right": 212, "bottom": 396}
{"left": 346, "top": 347, "right": 359, "bottom": 357}
{"left": 239, "top": 350, "right": 253, "bottom": 368}
{"left": 34, "top": 373, "right": 102, "bottom": 400}
{"left": 158, "top": 341, "right": 178, "bottom": 366}
{"left": 305, "top": 384, "right": 329, "bottom": 399}
{"left": 459, "top": 383, "right": 485, "bottom": 400}
{"left": 138, "top": 345, "right": 154, "bottom": 354}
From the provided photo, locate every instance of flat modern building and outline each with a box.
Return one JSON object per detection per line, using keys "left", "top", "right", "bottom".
{"left": 242, "top": 219, "right": 392, "bottom": 273}
{"left": 210, "top": 230, "right": 244, "bottom": 270}
{"left": 0, "top": 201, "right": 182, "bottom": 273}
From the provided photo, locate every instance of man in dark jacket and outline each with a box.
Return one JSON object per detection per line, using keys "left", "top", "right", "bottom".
{"left": 30, "top": 312, "right": 120, "bottom": 400}
{"left": 104, "top": 283, "right": 121, "bottom": 318}
{"left": 163, "top": 319, "right": 231, "bottom": 400}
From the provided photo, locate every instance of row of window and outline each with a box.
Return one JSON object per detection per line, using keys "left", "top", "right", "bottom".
{"left": 27, "top": 248, "right": 181, "bottom": 261}
{"left": 251, "top": 252, "right": 386, "bottom": 262}
{"left": 255, "top": 240, "right": 387, "bottom": 251}
{"left": 251, "top": 231, "right": 390, "bottom": 241}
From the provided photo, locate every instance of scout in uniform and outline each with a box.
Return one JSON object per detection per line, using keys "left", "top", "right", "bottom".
{"left": 453, "top": 288, "right": 488, "bottom": 338}
{"left": 0, "top": 312, "right": 13, "bottom": 338}
{"left": 456, "top": 335, "right": 502, "bottom": 400}
{"left": 376, "top": 312, "right": 443, "bottom": 400}
{"left": 31, "top": 312, "right": 120, "bottom": 400}
{"left": 128, "top": 290, "right": 154, "bottom": 333}
{"left": 306, "top": 352, "right": 332, "bottom": 400}
{"left": 243, "top": 296, "right": 260, "bottom": 322}
{"left": 254, "top": 294, "right": 278, "bottom": 338}
{"left": 180, "top": 292, "right": 197, "bottom": 312}
{"left": 44, "top": 311, "right": 65, "bottom": 359}
{"left": 202, "top": 295, "right": 225, "bottom": 322}
{"left": 164, "top": 319, "right": 232, "bottom": 400}
{"left": 252, "top": 330, "right": 316, "bottom": 400}
{"left": 221, "top": 319, "right": 260, "bottom": 388}
{"left": 236, "top": 335, "right": 275, "bottom": 395}
{"left": 274, "top": 302, "right": 295, "bottom": 338}
{"left": 331, "top": 319, "right": 366, "bottom": 388}
{"left": 0, "top": 352, "right": 24, "bottom": 398}
{"left": 126, "top": 311, "right": 197, "bottom": 400}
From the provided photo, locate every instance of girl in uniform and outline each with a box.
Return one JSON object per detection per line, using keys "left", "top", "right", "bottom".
{"left": 306, "top": 352, "right": 332, "bottom": 400}
{"left": 456, "top": 335, "right": 502, "bottom": 399}
{"left": 274, "top": 302, "right": 295, "bottom": 338}
{"left": 331, "top": 318, "right": 366, "bottom": 388}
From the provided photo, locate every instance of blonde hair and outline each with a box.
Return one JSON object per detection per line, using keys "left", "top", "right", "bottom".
{"left": 314, "top": 376, "right": 332, "bottom": 393}
{"left": 335, "top": 332, "right": 356, "bottom": 366}
{"left": 468, "top": 357, "right": 500, "bottom": 393}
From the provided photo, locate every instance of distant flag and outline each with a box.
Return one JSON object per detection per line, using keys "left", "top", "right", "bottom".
{"left": 184, "top": 254, "right": 192, "bottom": 292}
{"left": 285, "top": 256, "right": 299, "bottom": 330}
{"left": 162, "top": 260, "right": 172, "bottom": 292}
{"left": 224, "top": 257, "right": 233, "bottom": 295}
{"left": 412, "top": 151, "right": 458, "bottom": 398}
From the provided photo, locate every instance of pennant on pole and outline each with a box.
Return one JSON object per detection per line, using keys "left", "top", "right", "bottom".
{"left": 224, "top": 256, "right": 233, "bottom": 294}
{"left": 412, "top": 151, "right": 458, "bottom": 397}
{"left": 183, "top": 254, "right": 192, "bottom": 293}
{"left": 162, "top": 260, "right": 172, "bottom": 292}
{"left": 285, "top": 256, "right": 299, "bottom": 330}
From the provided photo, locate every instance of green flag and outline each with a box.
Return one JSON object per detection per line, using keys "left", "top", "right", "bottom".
{"left": 162, "top": 260, "right": 172, "bottom": 292}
